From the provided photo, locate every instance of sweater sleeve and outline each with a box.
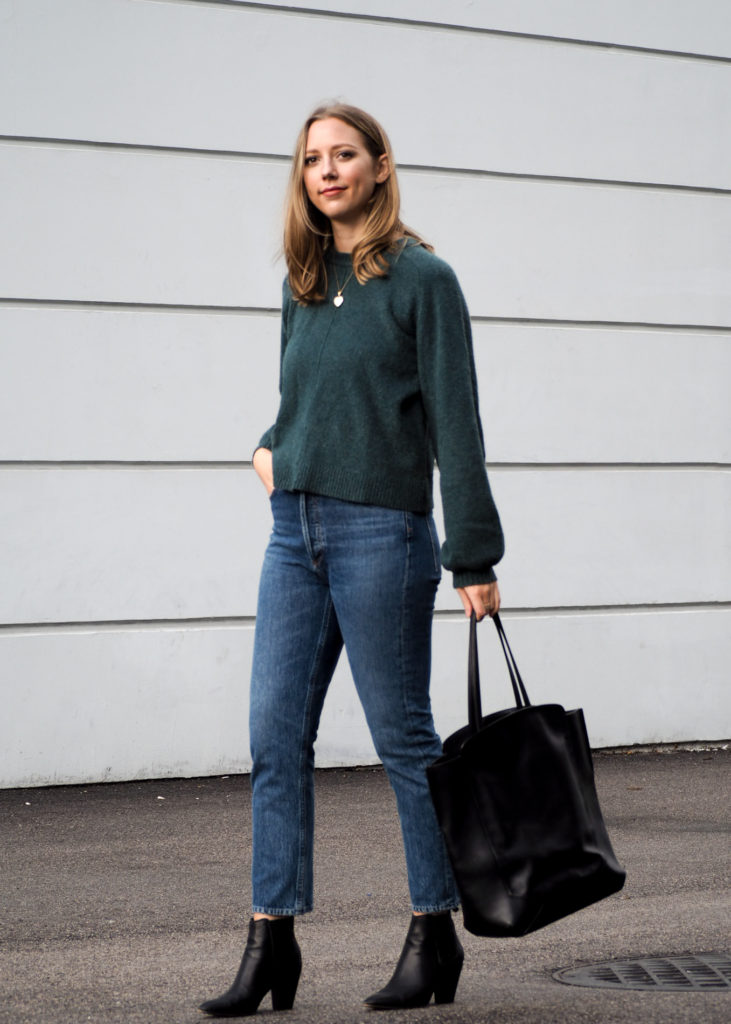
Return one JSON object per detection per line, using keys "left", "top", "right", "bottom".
{"left": 414, "top": 260, "right": 504, "bottom": 587}
{"left": 254, "top": 278, "right": 291, "bottom": 455}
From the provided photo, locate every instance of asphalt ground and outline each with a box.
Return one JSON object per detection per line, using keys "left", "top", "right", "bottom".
{"left": 1, "top": 749, "right": 729, "bottom": 1024}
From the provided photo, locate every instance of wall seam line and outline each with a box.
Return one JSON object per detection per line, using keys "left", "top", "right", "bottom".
{"left": 1, "top": 602, "right": 729, "bottom": 635}
{"left": 151, "top": 0, "right": 731, "bottom": 64}
{"left": 1, "top": 298, "right": 729, "bottom": 333}
{"left": 1, "top": 136, "right": 729, "bottom": 196}
{"left": 0, "top": 461, "right": 728, "bottom": 471}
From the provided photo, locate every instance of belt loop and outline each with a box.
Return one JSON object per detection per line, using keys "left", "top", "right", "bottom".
{"left": 404, "top": 509, "right": 413, "bottom": 540}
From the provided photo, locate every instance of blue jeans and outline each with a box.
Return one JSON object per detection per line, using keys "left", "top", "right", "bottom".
{"left": 249, "top": 490, "right": 459, "bottom": 915}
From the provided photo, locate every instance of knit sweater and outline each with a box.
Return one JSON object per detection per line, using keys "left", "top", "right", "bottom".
{"left": 257, "top": 240, "right": 504, "bottom": 587}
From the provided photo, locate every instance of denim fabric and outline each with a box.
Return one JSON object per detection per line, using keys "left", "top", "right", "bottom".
{"left": 249, "top": 490, "right": 459, "bottom": 915}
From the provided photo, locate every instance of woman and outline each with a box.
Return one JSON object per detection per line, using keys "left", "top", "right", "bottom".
{"left": 200, "top": 103, "right": 504, "bottom": 1016}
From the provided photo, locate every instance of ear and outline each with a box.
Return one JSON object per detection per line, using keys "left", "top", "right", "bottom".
{"left": 374, "top": 153, "right": 390, "bottom": 184}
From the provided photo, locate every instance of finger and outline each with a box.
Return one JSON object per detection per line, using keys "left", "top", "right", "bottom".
{"left": 474, "top": 587, "right": 496, "bottom": 620}
{"left": 457, "top": 588, "right": 473, "bottom": 618}
{"left": 486, "top": 585, "right": 501, "bottom": 617}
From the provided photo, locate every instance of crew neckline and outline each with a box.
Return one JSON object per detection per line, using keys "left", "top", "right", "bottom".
{"left": 328, "top": 248, "right": 354, "bottom": 266}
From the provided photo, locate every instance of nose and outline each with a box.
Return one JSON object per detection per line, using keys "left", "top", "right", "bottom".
{"left": 321, "top": 156, "right": 336, "bottom": 179}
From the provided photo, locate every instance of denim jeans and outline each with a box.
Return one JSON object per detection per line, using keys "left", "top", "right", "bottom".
{"left": 249, "top": 490, "right": 459, "bottom": 915}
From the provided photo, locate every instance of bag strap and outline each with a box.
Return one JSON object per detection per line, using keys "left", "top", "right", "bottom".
{"left": 468, "top": 612, "right": 532, "bottom": 733}
{"left": 494, "top": 613, "right": 531, "bottom": 708}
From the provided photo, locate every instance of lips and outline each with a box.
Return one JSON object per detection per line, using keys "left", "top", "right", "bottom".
{"left": 320, "top": 186, "right": 345, "bottom": 196}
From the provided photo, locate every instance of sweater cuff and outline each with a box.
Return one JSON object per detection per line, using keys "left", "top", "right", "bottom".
{"left": 452, "top": 567, "right": 497, "bottom": 588}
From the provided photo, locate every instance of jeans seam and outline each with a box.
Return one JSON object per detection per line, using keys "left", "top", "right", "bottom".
{"left": 426, "top": 514, "right": 442, "bottom": 577}
{"left": 398, "top": 514, "right": 411, "bottom": 743}
{"left": 298, "top": 492, "right": 312, "bottom": 563}
{"left": 398, "top": 516, "right": 457, "bottom": 909}
{"left": 295, "top": 592, "right": 336, "bottom": 911}
{"left": 399, "top": 523, "right": 438, "bottom": 771}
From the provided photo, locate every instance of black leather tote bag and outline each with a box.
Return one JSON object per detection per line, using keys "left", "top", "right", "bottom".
{"left": 427, "top": 613, "right": 626, "bottom": 937}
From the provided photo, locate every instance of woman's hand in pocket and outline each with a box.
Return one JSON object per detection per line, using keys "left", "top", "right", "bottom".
{"left": 253, "top": 447, "right": 275, "bottom": 496}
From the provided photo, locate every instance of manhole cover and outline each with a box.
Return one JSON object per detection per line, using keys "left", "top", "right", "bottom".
{"left": 554, "top": 954, "right": 731, "bottom": 991}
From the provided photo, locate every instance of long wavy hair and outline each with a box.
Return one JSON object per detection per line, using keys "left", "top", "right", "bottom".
{"left": 283, "top": 103, "right": 431, "bottom": 304}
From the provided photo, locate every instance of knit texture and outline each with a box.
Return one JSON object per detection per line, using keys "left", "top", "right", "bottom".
{"left": 257, "top": 241, "right": 504, "bottom": 587}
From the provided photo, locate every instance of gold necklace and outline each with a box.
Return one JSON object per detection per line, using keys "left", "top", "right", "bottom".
{"left": 332, "top": 262, "right": 355, "bottom": 307}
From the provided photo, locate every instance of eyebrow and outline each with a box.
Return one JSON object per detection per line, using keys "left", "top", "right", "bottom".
{"left": 305, "top": 143, "right": 360, "bottom": 155}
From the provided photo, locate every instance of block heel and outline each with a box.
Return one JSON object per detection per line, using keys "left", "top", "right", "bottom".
{"left": 433, "top": 954, "right": 464, "bottom": 1004}
{"left": 271, "top": 976, "right": 300, "bottom": 1012}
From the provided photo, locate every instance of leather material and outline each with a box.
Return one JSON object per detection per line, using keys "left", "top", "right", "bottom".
{"left": 364, "top": 912, "right": 464, "bottom": 1009}
{"left": 427, "top": 614, "right": 626, "bottom": 937}
{"left": 199, "top": 916, "right": 301, "bottom": 1017}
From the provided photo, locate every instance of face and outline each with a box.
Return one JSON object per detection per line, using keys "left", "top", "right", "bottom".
{"left": 303, "top": 117, "right": 389, "bottom": 235}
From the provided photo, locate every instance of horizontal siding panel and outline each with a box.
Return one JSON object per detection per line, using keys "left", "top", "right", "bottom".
{"left": 0, "top": 624, "right": 257, "bottom": 788}
{"left": 0, "top": 145, "right": 284, "bottom": 307}
{"left": 3, "top": 145, "right": 730, "bottom": 325}
{"left": 430, "top": 609, "right": 731, "bottom": 748}
{"left": 0, "top": 468, "right": 728, "bottom": 625}
{"left": 2, "top": 608, "right": 729, "bottom": 786}
{"left": 0, "top": 307, "right": 281, "bottom": 461}
{"left": 1, "top": 2, "right": 730, "bottom": 188}
{"left": 244, "top": 0, "right": 731, "bottom": 58}
{"left": 2, "top": 309, "right": 729, "bottom": 464}
{"left": 437, "top": 468, "right": 731, "bottom": 610}
{"left": 0, "top": 468, "right": 270, "bottom": 625}
{"left": 408, "top": 175, "right": 731, "bottom": 327}
{"left": 475, "top": 325, "right": 731, "bottom": 465}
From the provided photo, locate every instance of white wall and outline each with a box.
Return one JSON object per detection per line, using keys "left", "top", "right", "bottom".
{"left": 1, "top": 0, "right": 729, "bottom": 787}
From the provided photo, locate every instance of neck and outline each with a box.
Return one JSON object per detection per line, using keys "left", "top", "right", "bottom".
{"left": 331, "top": 220, "right": 365, "bottom": 254}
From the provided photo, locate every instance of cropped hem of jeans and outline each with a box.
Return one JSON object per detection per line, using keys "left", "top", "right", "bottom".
{"left": 412, "top": 901, "right": 460, "bottom": 914}
{"left": 252, "top": 905, "right": 312, "bottom": 917}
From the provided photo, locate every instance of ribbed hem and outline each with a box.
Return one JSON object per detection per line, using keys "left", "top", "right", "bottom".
{"left": 452, "top": 567, "right": 497, "bottom": 588}
{"left": 274, "top": 463, "right": 433, "bottom": 515}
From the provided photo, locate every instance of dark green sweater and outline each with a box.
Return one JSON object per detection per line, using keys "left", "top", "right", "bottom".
{"left": 257, "top": 240, "right": 504, "bottom": 587}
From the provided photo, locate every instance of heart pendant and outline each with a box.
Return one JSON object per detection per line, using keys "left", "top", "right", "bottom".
{"left": 333, "top": 295, "right": 344, "bottom": 308}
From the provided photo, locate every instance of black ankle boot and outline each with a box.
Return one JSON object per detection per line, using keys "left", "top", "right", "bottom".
{"left": 199, "top": 916, "right": 301, "bottom": 1017}
{"left": 363, "top": 911, "right": 464, "bottom": 1010}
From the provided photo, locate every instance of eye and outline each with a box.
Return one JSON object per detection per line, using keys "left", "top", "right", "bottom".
{"left": 304, "top": 155, "right": 318, "bottom": 166}
{"left": 337, "top": 150, "right": 355, "bottom": 160}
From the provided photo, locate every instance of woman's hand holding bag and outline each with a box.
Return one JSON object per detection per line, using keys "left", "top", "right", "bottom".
{"left": 457, "top": 582, "right": 500, "bottom": 621}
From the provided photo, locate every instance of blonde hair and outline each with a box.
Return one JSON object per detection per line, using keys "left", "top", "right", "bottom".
{"left": 283, "top": 103, "right": 431, "bottom": 304}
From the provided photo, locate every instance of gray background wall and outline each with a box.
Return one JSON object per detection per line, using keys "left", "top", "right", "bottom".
{"left": 1, "top": 0, "right": 729, "bottom": 787}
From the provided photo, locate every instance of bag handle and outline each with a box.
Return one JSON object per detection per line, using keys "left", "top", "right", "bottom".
{"left": 468, "top": 612, "right": 531, "bottom": 733}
